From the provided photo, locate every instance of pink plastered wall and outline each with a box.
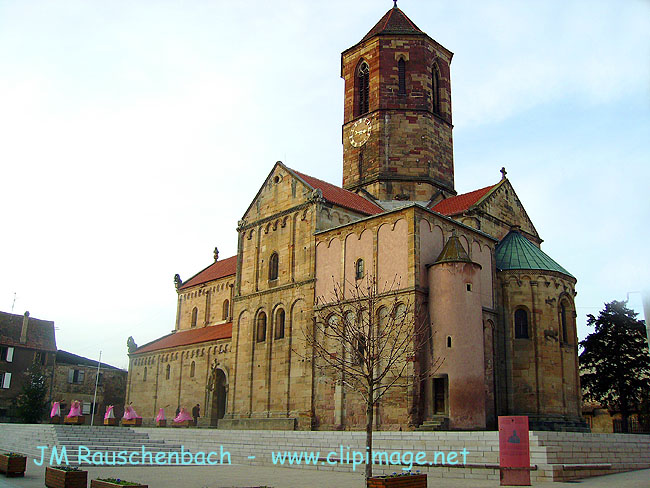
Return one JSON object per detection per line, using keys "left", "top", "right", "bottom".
{"left": 377, "top": 218, "right": 409, "bottom": 291}
{"left": 428, "top": 261, "right": 486, "bottom": 429}
{"left": 419, "top": 219, "right": 444, "bottom": 286}
{"left": 315, "top": 238, "right": 342, "bottom": 302}
{"left": 344, "top": 229, "right": 373, "bottom": 298}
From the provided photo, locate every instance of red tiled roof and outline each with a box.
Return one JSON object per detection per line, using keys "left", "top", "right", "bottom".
{"left": 133, "top": 323, "right": 232, "bottom": 354}
{"left": 362, "top": 7, "right": 424, "bottom": 42}
{"left": 430, "top": 185, "right": 496, "bottom": 216}
{"left": 179, "top": 256, "right": 237, "bottom": 290}
{"left": 294, "top": 171, "right": 383, "bottom": 216}
{"left": 0, "top": 311, "right": 57, "bottom": 352}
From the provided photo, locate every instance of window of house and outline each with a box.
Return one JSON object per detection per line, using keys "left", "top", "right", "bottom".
{"left": 143, "top": 367, "right": 147, "bottom": 382}
{"left": 269, "top": 252, "right": 279, "bottom": 281}
{"left": 190, "top": 361, "right": 196, "bottom": 378}
{"left": 447, "top": 336, "right": 452, "bottom": 348}
{"left": 256, "top": 312, "right": 267, "bottom": 343}
{"left": 275, "top": 308, "right": 285, "bottom": 340}
{"left": 0, "top": 372, "right": 11, "bottom": 389}
{"left": 560, "top": 302, "right": 569, "bottom": 343}
{"left": 166, "top": 364, "right": 171, "bottom": 380}
{"left": 191, "top": 307, "right": 198, "bottom": 328}
{"left": 357, "top": 62, "right": 370, "bottom": 115}
{"left": 0, "top": 346, "right": 13, "bottom": 362}
{"left": 68, "top": 369, "right": 85, "bottom": 384}
{"left": 96, "top": 373, "right": 103, "bottom": 386}
{"left": 514, "top": 309, "right": 529, "bottom": 339}
{"left": 355, "top": 258, "right": 364, "bottom": 280}
{"left": 398, "top": 58, "right": 406, "bottom": 95}
{"left": 222, "top": 299, "right": 230, "bottom": 321}
{"left": 432, "top": 64, "right": 440, "bottom": 115}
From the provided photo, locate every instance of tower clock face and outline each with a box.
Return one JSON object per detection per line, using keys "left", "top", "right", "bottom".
{"left": 349, "top": 117, "right": 372, "bottom": 147}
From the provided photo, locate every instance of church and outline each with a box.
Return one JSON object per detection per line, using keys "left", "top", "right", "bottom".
{"left": 125, "top": 4, "right": 585, "bottom": 432}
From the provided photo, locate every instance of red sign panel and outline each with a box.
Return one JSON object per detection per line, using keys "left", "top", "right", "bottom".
{"left": 498, "top": 416, "right": 530, "bottom": 486}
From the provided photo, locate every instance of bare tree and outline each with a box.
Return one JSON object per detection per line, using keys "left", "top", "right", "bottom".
{"left": 305, "top": 275, "right": 439, "bottom": 479}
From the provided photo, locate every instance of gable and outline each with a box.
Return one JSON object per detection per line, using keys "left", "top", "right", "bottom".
{"left": 474, "top": 179, "right": 539, "bottom": 242}
{"left": 241, "top": 162, "right": 314, "bottom": 224}
{"left": 241, "top": 162, "right": 384, "bottom": 225}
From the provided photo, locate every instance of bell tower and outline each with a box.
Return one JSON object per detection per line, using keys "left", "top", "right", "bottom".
{"left": 341, "top": 4, "right": 456, "bottom": 202}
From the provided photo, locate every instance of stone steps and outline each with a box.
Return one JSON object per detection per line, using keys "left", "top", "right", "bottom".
{"left": 2, "top": 423, "right": 650, "bottom": 481}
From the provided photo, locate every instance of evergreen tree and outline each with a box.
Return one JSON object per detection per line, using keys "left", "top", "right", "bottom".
{"left": 579, "top": 300, "right": 650, "bottom": 431}
{"left": 16, "top": 363, "right": 49, "bottom": 423}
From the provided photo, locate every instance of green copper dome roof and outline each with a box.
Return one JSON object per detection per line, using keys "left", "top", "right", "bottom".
{"left": 496, "top": 230, "right": 573, "bottom": 278}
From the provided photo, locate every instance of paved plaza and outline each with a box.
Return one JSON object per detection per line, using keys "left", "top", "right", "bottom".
{"left": 1, "top": 457, "right": 649, "bottom": 488}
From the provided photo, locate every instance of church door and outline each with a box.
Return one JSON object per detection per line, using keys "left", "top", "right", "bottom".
{"left": 211, "top": 369, "right": 227, "bottom": 425}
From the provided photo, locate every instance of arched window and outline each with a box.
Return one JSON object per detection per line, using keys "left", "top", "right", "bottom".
{"left": 191, "top": 307, "right": 198, "bottom": 328}
{"left": 432, "top": 64, "right": 441, "bottom": 115}
{"left": 256, "top": 312, "right": 267, "bottom": 343}
{"left": 344, "top": 311, "right": 356, "bottom": 329}
{"left": 190, "top": 361, "right": 196, "bottom": 378}
{"left": 268, "top": 252, "right": 279, "bottom": 281}
{"left": 166, "top": 364, "right": 170, "bottom": 380}
{"left": 274, "top": 308, "right": 285, "bottom": 340}
{"left": 398, "top": 58, "right": 406, "bottom": 95}
{"left": 355, "top": 333, "right": 366, "bottom": 365}
{"left": 355, "top": 258, "right": 364, "bottom": 280}
{"left": 447, "top": 336, "right": 452, "bottom": 348}
{"left": 143, "top": 367, "right": 147, "bottom": 382}
{"left": 514, "top": 309, "right": 529, "bottom": 339}
{"left": 393, "top": 303, "right": 407, "bottom": 322}
{"left": 222, "top": 299, "right": 229, "bottom": 321}
{"left": 560, "top": 302, "right": 569, "bottom": 343}
{"left": 357, "top": 62, "right": 370, "bottom": 115}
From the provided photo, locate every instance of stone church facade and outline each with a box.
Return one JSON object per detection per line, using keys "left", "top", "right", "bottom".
{"left": 126, "top": 5, "right": 585, "bottom": 432}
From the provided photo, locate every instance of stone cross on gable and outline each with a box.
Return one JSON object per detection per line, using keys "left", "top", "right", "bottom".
{"left": 500, "top": 167, "right": 507, "bottom": 179}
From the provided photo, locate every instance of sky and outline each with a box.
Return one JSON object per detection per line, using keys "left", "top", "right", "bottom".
{"left": 1, "top": 0, "right": 649, "bottom": 370}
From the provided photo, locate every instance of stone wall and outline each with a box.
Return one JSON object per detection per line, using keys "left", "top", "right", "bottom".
{"left": 498, "top": 269, "right": 582, "bottom": 423}
{"left": 53, "top": 363, "right": 126, "bottom": 423}
{"left": 176, "top": 276, "right": 234, "bottom": 331}
{"left": 127, "top": 338, "right": 231, "bottom": 426}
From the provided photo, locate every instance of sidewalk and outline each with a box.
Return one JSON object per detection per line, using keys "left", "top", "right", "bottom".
{"left": 1, "top": 458, "right": 649, "bottom": 488}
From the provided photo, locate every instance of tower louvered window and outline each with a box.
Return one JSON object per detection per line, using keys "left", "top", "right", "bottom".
{"left": 432, "top": 65, "right": 441, "bottom": 115}
{"left": 358, "top": 62, "right": 370, "bottom": 115}
{"left": 398, "top": 58, "right": 406, "bottom": 95}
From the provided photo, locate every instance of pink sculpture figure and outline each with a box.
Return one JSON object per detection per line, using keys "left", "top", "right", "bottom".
{"left": 122, "top": 405, "right": 142, "bottom": 420}
{"left": 173, "top": 407, "right": 193, "bottom": 423}
{"left": 155, "top": 408, "right": 165, "bottom": 422}
{"left": 66, "top": 400, "right": 82, "bottom": 418}
{"left": 50, "top": 401, "right": 61, "bottom": 418}
{"left": 104, "top": 405, "right": 115, "bottom": 420}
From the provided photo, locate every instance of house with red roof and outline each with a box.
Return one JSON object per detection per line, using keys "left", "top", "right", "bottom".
{"left": 127, "top": 4, "right": 585, "bottom": 433}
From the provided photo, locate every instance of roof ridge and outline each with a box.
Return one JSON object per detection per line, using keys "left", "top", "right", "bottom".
{"left": 381, "top": 8, "right": 394, "bottom": 31}
{"left": 179, "top": 255, "right": 237, "bottom": 290}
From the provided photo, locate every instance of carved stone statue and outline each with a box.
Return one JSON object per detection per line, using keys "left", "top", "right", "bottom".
{"left": 214, "top": 247, "right": 219, "bottom": 262}
{"left": 127, "top": 336, "right": 138, "bottom": 353}
{"left": 174, "top": 274, "right": 182, "bottom": 290}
